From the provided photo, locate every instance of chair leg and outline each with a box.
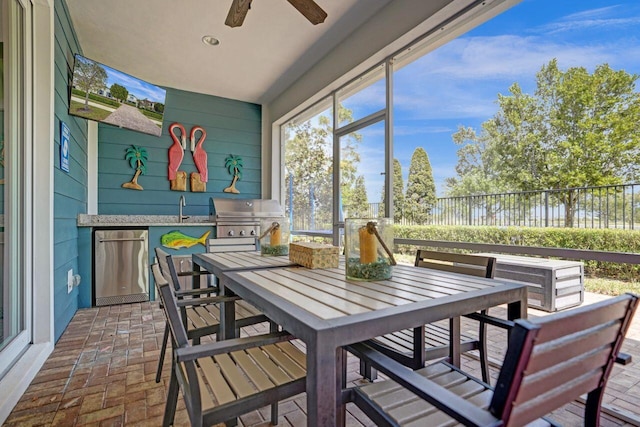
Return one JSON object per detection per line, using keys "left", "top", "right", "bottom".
{"left": 448, "top": 317, "right": 461, "bottom": 367}
{"left": 156, "top": 322, "right": 170, "bottom": 383}
{"left": 585, "top": 387, "right": 604, "bottom": 427}
{"left": 268, "top": 321, "right": 281, "bottom": 423}
{"left": 359, "top": 359, "right": 378, "bottom": 381}
{"left": 269, "top": 320, "right": 279, "bottom": 333}
{"left": 163, "top": 367, "right": 180, "bottom": 427}
{"left": 478, "top": 309, "right": 490, "bottom": 384}
{"left": 271, "top": 402, "right": 279, "bottom": 425}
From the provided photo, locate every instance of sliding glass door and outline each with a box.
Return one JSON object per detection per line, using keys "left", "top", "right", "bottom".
{"left": 0, "top": 0, "right": 29, "bottom": 377}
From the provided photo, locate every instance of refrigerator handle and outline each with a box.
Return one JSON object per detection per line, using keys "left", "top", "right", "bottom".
{"left": 98, "top": 237, "right": 146, "bottom": 243}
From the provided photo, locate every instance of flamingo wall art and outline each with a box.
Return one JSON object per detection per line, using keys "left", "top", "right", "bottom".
{"left": 168, "top": 123, "right": 187, "bottom": 191}
{"left": 189, "top": 126, "right": 207, "bottom": 192}
{"left": 166, "top": 122, "right": 209, "bottom": 192}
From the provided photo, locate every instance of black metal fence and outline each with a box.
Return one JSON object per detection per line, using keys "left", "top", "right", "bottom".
{"left": 431, "top": 184, "right": 640, "bottom": 229}
{"left": 291, "top": 183, "right": 640, "bottom": 230}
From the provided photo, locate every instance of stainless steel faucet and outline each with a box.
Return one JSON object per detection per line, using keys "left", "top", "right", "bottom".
{"left": 179, "top": 195, "right": 189, "bottom": 223}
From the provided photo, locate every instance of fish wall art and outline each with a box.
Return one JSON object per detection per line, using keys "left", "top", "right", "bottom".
{"left": 161, "top": 230, "right": 211, "bottom": 249}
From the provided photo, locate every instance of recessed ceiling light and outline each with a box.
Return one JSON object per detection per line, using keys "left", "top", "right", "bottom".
{"left": 202, "top": 35, "right": 220, "bottom": 46}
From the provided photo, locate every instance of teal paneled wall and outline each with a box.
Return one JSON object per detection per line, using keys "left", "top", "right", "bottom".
{"left": 98, "top": 89, "right": 262, "bottom": 216}
{"left": 53, "top": 0, "right": 88, "bottom": 340}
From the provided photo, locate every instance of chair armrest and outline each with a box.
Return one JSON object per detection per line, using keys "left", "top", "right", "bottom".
{"left": 464, "top": 312, "right": 515, "bottom": 330}
{"left": 176, "top": 295, "right": 240, "bottom": 307}
{"left": 347, "top": 341, "right": 499, "bottom": 426}
{"left": 616, "top": 352, "right": 632, "bottom": 365}
{"left": 175, "top": 287, "right": 219, "bottom": 297}
{"left": 177, "top": 270, "right": 211, "bottom": 277}
{"left": 175, "top": 331, "right": 295, "bottom": 362}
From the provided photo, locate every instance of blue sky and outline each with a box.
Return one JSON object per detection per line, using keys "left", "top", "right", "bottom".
{"left": 77, "top": 55, "right": 167, "bottom": 103}
{"left": 350, "top": 0, "right": 640, "bottom": 200}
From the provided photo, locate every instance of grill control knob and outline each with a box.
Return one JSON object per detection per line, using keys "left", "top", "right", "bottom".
{"left": 239, "top": 230, "right": 246, "bottom": 236}
{"left": 228, "top": 230, "right": 235, "bottom": 236}
{"left": 250, "top": 229, "right": 256, "bottom": 236}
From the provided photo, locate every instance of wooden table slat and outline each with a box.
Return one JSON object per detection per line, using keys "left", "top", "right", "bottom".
{"left": 257, "top": 269, "right": 396, "bottom": 311}
{"left": 240, "top": 271, "right": 349, "bottom": 319}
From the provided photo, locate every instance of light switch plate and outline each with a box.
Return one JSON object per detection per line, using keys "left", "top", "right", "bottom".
{"left": 67, "top": 269, "right": 73, "bottom": 294}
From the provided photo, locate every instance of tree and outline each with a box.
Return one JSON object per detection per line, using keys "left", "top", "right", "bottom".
{"left": 347, "top": 176, "right": 369, "bottom": 217}
{"left": 121, "top": 145, "right": 147, "bottom": 190}
{"left": 444, "top": 126, "right": 509, "bottom": 225}
{"left": 447, "top": 59, "right": 640, "bottom": 226}
{"left": 285, "top": 116, "right": 333, "bottom": 230}
{"left": 110, "top": 83, "right": 128, "bottom": 103}
{"left": 284, "top": 105, "right": 362, "bottom": 230}
{"left": 380, "top": 158, "right": 405, "bottom": 222}
{"left": 154, "top": 103, "right": 165, "bottom": 113}
{"left": 445, "top": 126, "right": 506, "bottom": 196}
{"left": 72, "top": 57, "right": 108, "bottom": 111}
{"left": 405, "top": 147, "right": 437, "bottom": 224}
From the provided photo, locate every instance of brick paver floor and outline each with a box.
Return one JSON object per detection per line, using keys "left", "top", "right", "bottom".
{"left": 5, "top": 292, "right": 640, "bottom": 426}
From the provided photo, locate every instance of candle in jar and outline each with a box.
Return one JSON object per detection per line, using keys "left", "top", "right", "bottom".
{"left": 270, "top": 223, "right": 282, "bottom": 246}
{"left": 358, "top": 226, "right": 377, "bottom": 264}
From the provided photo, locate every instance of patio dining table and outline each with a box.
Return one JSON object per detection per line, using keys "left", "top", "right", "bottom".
{"left": 195, "top": 256, "right": 528, "bottom": 427}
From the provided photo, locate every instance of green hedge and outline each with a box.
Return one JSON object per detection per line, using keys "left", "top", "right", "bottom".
{"left": 394, "top": 225, "right": 640, "bottom": 279}
{"left": 72, "top": 89, "right": 122, "bottom": 108}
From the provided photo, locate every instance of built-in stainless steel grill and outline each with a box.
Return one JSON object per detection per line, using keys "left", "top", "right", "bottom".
{"left": 210, "top": 198, "right": 284, "bottom": 238}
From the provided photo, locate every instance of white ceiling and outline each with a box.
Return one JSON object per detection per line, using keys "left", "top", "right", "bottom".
{"left": 65, "top": 0, "right": 394, "bottom": 104}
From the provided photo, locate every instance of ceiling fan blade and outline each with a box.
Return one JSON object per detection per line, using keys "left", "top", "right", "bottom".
{"left": 286, "top": 0, "right": 328, "bottom": 25}
{"left": 225, "top": 0, "right": 253, "bottom": 27}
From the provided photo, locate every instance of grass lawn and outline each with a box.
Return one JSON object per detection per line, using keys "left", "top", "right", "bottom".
{"left": 70, "top": 100, "right": 112, "bottom": 121}
{"left": 584, "top": 277, "right": 640, "bottom": 296}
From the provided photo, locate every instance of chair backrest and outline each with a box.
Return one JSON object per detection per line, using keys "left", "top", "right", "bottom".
{"left": 151, "top": 263, "right": 190, "bottom": 348}
{"left": 490, "top": 293, "right": 638, "bottom": 426}
{"left": 155, "top": 247, "right": 174, "bottom": 283}
{"left": 414, "top": 249, "right": 496, "bottom": 278}
{"left": 155, "top": 247, "right": 196, "bottom": 291}
{"left": 165, "top": 254, "right": 188, "bottom": 292}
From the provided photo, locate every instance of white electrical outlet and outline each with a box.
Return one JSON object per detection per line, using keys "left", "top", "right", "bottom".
{"left": 67, "top": 269, "right": 73, "bottom": 294}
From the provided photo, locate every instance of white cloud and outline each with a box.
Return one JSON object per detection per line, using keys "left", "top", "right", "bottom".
{"left": 391, "top": 29, "right": 640, "bottom": 122}
{"left": 393, "top": 125, "right": 453, "bottom": 136}
{"left": 537, "top": 5, "right": 640, "bottom": 34}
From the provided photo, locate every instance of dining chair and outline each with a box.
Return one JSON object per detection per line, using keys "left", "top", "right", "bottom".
{"left": 152, "top": 264, "right": 306, "bottom": 426}
{"left": 361, "top": 250, "right": 500, "bottom": 383}
{"left": 154, "top": 247, "right": 268, "bottom": 383}
{"left": 346, "top": 292, "right": 638, "bottom": 427}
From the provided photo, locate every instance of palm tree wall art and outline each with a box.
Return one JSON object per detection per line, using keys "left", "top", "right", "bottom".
{"left": 122, "top": 145, "right": 148, "bottom": 190}
{"left": 223, "top": 154, "right": 243, "bottom": 194}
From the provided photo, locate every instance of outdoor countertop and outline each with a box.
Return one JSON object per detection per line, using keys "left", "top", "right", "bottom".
{"left": 77, "top": 214, "right": 216, "bottom": 227}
